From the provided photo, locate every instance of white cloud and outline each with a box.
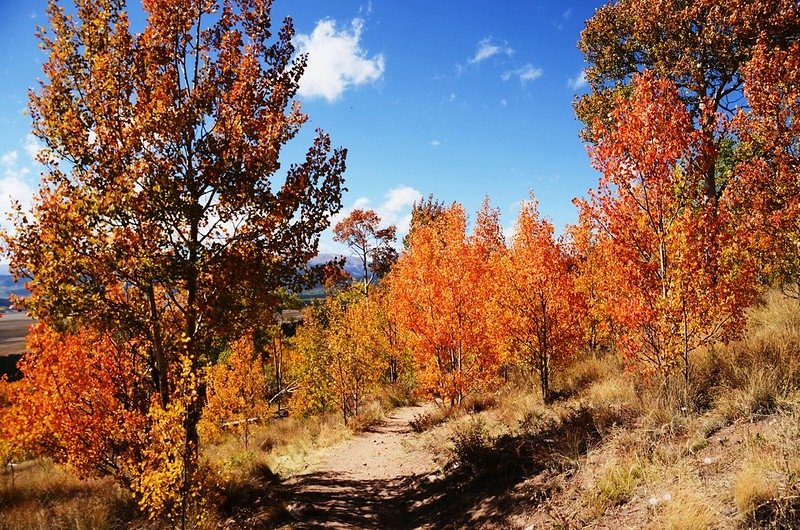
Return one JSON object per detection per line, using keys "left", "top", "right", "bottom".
{"left": 295, "top": 18, "right": 385, "bottom": 102}
{"left": 352, "top": 196, "right": 371, "bottom": 209}
{"left": 568, "top": 69, "right": 588, "bottom": 90}
{"left": 358, "top": 1, "right": 373, "bottom": 16}
{"left": 562, "top": 8, "right": 573, "bottom": 20}
{"left": 502, "top": 64, "right": 543, "bottom": 84}
{"left": 500, "top": 98, "right": 508, "bottom": 106}
{"left": 378, "top": 186, "right": 422, "bottom": 237}
{"left": 331, "top": 185, "right": 422, "bottom": 239}
{"left": 469, "top": 37, "right": 514, "bottom": 64}
{"left": 430, "top": 140, "right": 442, "bottom": 147}
{"left": 0, "top": 149, "right": 34, "bottom": 231}
{"left": 1, "top": 151, "right": 18, "bottom": 167}
{"left": 380, "top": 186, "right": 422, "bottom": 218}
{"left": 23, "top": 134, "right": 44, "bottom": 161}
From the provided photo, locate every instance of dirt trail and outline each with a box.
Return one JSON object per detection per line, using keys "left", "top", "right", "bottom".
{"left": 281, "top": 404, "right": 442, "bottom": 529}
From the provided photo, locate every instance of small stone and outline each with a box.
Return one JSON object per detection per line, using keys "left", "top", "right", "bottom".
{"left": 703, "top": 457, "right": 713, "bottom": 465}
{"left": 648, "top": 496, "right": 659, "bottom": 506}
{"left": 662, "top": 492, "right": 672, "bottom": 502}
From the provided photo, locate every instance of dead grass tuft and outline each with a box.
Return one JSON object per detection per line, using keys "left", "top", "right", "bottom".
{"left": 409, "top": 405, "right": 457, "bottom": 433}
{"left": 0, "top": 461, "right": 139, "bottom": 530}
{"left": 460, "top": 392, "right": 498, "bottom": 413}
{"left": 590, "top": 457, "right": 644, "bottom": 511}
{"left": 558, "top": 353, "right": 621, "bottom": 397}
{"left": 349, "top": 400, "right": 385, "bottom": 432}
{"left": 377, "top": 383, "right": 418, "bottom": 410}
{"left": 655, "top": 488, "right": 718, "bottom": 530}
{"left": 217, "top": 458, "right": 287, "bottom": 523}
{"left": 205, "top": 410, "right": 350, "bottom": 478}
{"left": 733, "top": 460, "right": 780, "bottom": 519}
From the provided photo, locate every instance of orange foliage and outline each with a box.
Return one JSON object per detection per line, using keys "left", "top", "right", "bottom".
{"left": 566, "top": 210, "right": 616, "bottom": 355}
{"left": 369, "top": 283, "right": 413, "bottom": 386}
{"left": 493, "top": 196, "right": 582, "bottom": 402}
{"left": 732, "top": 38, "right": 800, "bottom": 292}
{"left": 583, "top": 73, "right": 757, "bottom": 381}
{"left": 1, "top": 323, "right": 145, "bottom": 477}
{"left": 0, "top": 322, "right": 215, "bottom": 524}
{"left": 390, "top": 203, "right": 500, "bottom": 405}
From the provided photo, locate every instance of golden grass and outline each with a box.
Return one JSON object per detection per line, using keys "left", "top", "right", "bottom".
{"left": 0, "top": 461, "right": 139, "bottom": 530}
{"left": 559, "top": 353, "right": 621, "bottom": 396}
{"left": 585, "top": 373, "right": 639, "bottom": 432}
{"left": 349, "top": 400, "right": 386, "bottom": 432}
{"left": 205, "top": 409, "right": 351, "bottom": 477}
{"left": 654, "top": 488, "right": 718, "bottom": 530}
{"left": 733, "top": 460, "right": 780, "bottom": 518}
{"left": 710, "top": 291, "right": 800, "bottom": 422}
{"left": 590, "top": 456, "right": 644, "bottom": 511}
{"left": 485, "top": 389, "right": 542, "bottom": 431}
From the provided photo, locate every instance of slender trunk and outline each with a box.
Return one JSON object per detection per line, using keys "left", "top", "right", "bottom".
{"left": 336, "top": 351, "right": 348, "bottom": 423}
{"left": 703, "top": 165, "right": 717, "bottom": 204}
{"left": 273, "top": 331, "right": 284, "bottom": 411}
{"left": 361, "top": 247, "right": 370, "bottom": 297}
{"left": 540, "top": 295, "right": 550, "bottom": 404}
{"left": 659, "top": 239, "right": 668, "bottom": 299}
{"left": 682, "top": 298, "right": 690, "bottom": 402}
{"left": 147, "top": 282, "right": 170, "bottom": 408}
{"left": 541, "top": 354, "right": 549, "bottom": 405}
{"left": 185, "top": 209, "right": 202, "bottom": 446}
{"left": 388, "top": 356, "right": 398, "bottom": 384}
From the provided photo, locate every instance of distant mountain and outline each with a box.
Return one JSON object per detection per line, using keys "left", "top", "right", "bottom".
{"left": 0, "top": 271, "right": 27, "bottom": 302}
{"left": 0, "top": 255, "right": 362, "bottom": 304}
{"left": 309, "top": 253, "right": 365, "bottom": 279}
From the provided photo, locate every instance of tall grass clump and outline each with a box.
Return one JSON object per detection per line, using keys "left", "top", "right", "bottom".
{"left": 712, "top": 291, "right": 800, "bottom": 421}
{"left": 0, "top": 461, "right": 139, "bottom": 530}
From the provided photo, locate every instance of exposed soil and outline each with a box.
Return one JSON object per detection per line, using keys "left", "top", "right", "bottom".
{"left": 273, "top": 403, "right": 601, "bottom": 529}
{"left": 279, "top": 404, "right": 443, "bottom": 529}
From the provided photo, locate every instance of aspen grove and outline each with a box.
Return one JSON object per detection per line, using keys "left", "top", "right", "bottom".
{"left": 0, "top": 0, "right": 798, "bottom": 527}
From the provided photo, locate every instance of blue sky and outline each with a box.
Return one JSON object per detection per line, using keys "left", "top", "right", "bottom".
{"left": 0, "top": 0, "right": 604, "bottom": 253}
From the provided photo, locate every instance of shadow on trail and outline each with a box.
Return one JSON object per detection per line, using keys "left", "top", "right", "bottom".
{"left": 282, "top": 406, "right": 600, "bottom": 529}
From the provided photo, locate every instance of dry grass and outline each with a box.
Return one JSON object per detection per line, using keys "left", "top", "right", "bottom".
{"left": 0, "top": 461, "right": 139, "bottom": 530}
{"left": 585, "top": 373, "right": 639, "bottom": 432}
{"left": 654, "top": 488, "right": 718, "bottom": 530}
{"left": 492, "top": 388, "right": 548, "bottom": 428}
{"left": 206, "top": 410, "right": 351, "bottom": 477}
{"left": 733, "top": 460, "right": 780, "bottom": 519}
{"left": 590, "top": 456, "right": 644, "bottom": 511}
{"left": 409, "top": 404, "right": 462, "bottom": 433}
{"left": 558, "top": 353, "right": 621, "bottom": 397}
{"left": 349, "top": 400, "right": 385, "bottom": 432}
{"left": 448, "top": 417, "right": 493, "bottom": 475}
{"left": 460, "top": 392, "right": 499, "bottom": 413}
{"left": 711, "top": 291, "right": 800, "bottom": 422}
{"left": 376, "top": 383, "right": 418, "bottom": 410}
